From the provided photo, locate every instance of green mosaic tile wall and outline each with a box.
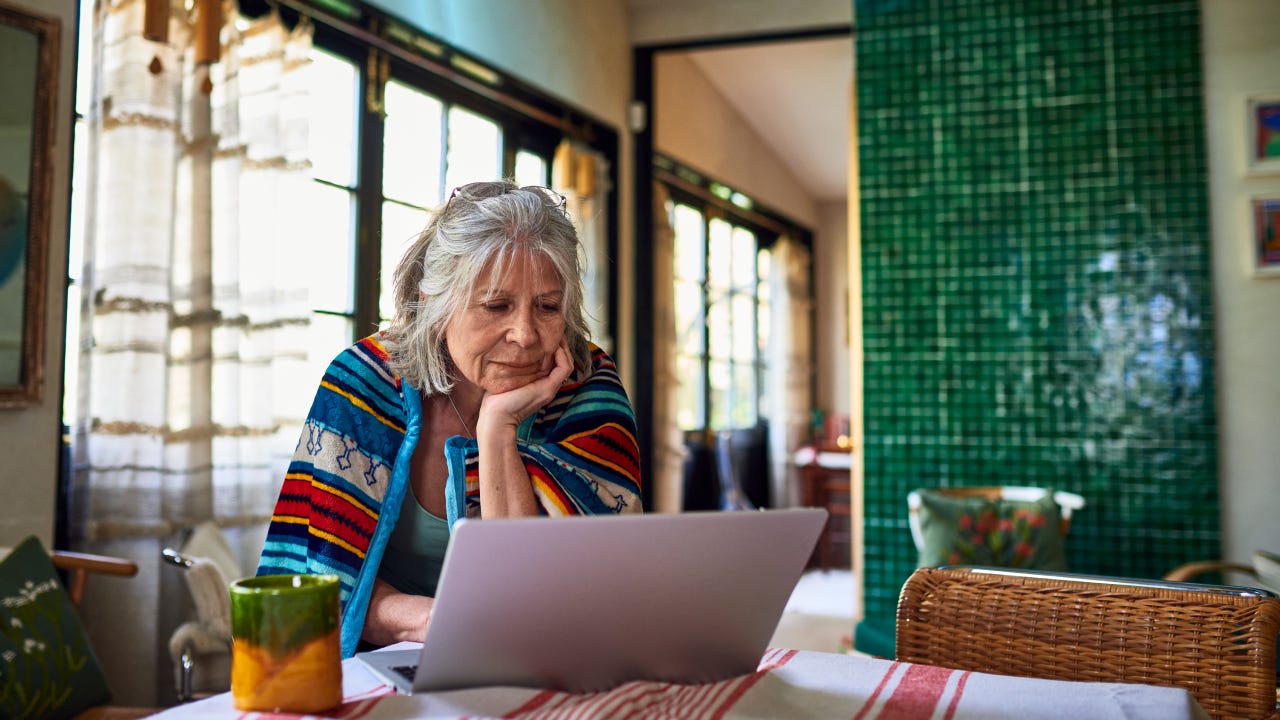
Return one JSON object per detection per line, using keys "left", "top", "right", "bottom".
{"left": 855, "top": 0, "right": 1218, "bottom": 624}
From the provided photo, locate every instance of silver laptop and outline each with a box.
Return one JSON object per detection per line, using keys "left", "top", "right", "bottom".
{"left": 356, "top": 508, "right": 827, "bottom": 694}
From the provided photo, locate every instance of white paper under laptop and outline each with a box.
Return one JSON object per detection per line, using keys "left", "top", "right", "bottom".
{"left": 356, "top": 508, "right": 827, "bottom": 694}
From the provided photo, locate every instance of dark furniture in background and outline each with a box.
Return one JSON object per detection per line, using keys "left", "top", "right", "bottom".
{"left": 682, "top": 423, "right": 770, "bottom": 512}
{"left": 796, "top": 446, "right": 852, "bottom": 570}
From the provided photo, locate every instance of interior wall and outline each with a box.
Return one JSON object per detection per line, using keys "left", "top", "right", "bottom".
{"left": 1202, "top": 0, "right": 1280, "bottom": 562}
{"left": 815, "top": 199, "right": 851, "bottom": 417}
{"left": 366, "top": 0, "right": 637, "bottom": 390}
{"left": 626, "top": 0, "right": 852, "bottom": 46}
{"left": 654, "top": 52, "right": 819, "bottom": 228}
{"left": 0, "top": 0, "right": 72, "bottom": 545}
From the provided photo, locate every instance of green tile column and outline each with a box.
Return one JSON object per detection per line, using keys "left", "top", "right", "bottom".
{"left": 855, "top": 0, "right": 1217, "bottom": 625}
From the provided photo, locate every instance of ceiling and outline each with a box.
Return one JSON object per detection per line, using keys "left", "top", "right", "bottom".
{"left": 682, "top": 36, "right": 853, "bottom": 202}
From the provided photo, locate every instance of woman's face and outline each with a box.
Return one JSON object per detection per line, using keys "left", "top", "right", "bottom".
{"left": 445, "top": 252, "right": 567, "bottom": 395}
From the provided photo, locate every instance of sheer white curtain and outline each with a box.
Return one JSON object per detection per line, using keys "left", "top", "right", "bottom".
{"left": 552, "top": 139, "right": 612, "bottom": 352}
{"left": 766, "top": 236, "right": 813, "bottom": 508}
{"left": 72, "top": 0, "right": 314, "bottom": 540}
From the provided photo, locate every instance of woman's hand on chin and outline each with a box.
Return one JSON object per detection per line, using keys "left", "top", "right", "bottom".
{"left": 477, "top": 342, "right": 574, "bottom": 436}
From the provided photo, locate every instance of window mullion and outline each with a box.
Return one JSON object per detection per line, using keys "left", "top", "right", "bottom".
{"left": 354, "top": 49, "right": 387, "bottom": 341}
{"left": 701, "top": 211, "right": 712, "bottom": 432}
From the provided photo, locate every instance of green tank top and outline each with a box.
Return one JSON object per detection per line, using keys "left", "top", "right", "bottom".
{"left": 377, "top": 488, "right": 451, "bottom": 597}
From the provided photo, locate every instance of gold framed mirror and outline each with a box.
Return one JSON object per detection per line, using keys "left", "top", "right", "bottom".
{"left": 0, "top": 1, "right": 59, "bottom": 407}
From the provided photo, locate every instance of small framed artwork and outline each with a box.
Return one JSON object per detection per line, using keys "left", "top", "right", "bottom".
{"left": 1252, "top": 195, "right": 1280, "bottom": 276}
{"left": 1247, "top": 94, "right": 1280, "bottom": 174}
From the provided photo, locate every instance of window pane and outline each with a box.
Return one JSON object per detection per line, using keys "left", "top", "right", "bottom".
{"left": 731, "top": 294, "right": 755, "bottom": 361}
{"left": 308, "top": 48, "right": 358, "bottom": 187}
{"left": 706, "top": 298, "right": 729, "bottom": 360}
{"left": 304, "top": 183, "right": 356, "bottom": 313}
{"left": 75, "top": 0, "right": 94, "bottom": 115}
{"left": 708, "top": 359, "right": 730, "bottom": 430}
{"left": 674, "top": 279, "right": 704, "bottom": 357}
{"left": 707, "top": 218, "right": 731, "bottom": 294}
{"left": 757, "top": 363, "right": 770, "bottom": 426}
{"left": 383, "top": 80, "right": 444, "bottom": 206}
{"left": 757, "top": 247, "right": 772, "bottom": 305}
{"left": 62, "top": 285, "right": 81, "bottom": 420}
{"left": 306, "top": 312, "right": 355, "bottom": 382}
{"left": 672, "top": 204, "right": 704, "bottom": 282}
{"left": 380, "top": 202, "right": 429, "bottom": 321}
{"left": 731, "top": 225, "right": 755, "bottom": 291}
{"left": 730, "top": 363, "right": 757, "bottom": 428}
{"left": 514, "top": 150, "right": 547, "bottom": 187}
{"left": 445, "top": 107, "right": 501, "bottom": 189}
{"left": 675, "top": 354, "right": 703, "bottom": 431}
{"left": 757, "top": 248, "right": 772, "bottom": 354}
{"left": 757, "top": 297, "right": 771, "bottom": 358}
{"left": 68, "top": 122, "right": 89, "bottom": 282}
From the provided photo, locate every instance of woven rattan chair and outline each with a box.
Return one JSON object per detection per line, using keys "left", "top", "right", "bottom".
{"left": 896, "top": 566, "right": 1280, "bottom": 720}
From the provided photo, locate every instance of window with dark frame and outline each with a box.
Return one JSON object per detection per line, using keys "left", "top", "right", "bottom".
{"left": 657, "top": 156, "right": 811, "bottom": 436}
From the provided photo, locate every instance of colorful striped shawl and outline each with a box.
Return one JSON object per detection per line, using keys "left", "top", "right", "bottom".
{"left": 256, "top": 334, "right": 642, "bottom": 657}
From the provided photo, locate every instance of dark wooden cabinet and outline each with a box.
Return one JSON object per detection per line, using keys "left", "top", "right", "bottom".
{"left": 797, "top": 447, "right": 853, "bottom": 570}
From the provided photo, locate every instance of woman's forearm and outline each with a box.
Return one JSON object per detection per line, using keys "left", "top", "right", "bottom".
{"left": 361, "top": 578, "right": 434, "bottom": 646}
{"left": 475, "top": 420, "right": 539, "bottom": 517}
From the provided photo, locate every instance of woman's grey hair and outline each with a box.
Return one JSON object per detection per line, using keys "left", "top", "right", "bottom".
{"left": 384, "top": 180, "right": 592, "bottom": 395}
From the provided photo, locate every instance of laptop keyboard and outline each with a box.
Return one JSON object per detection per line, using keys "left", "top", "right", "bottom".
{"left": 392, "top": 664, "right": 418, "bottom": 682}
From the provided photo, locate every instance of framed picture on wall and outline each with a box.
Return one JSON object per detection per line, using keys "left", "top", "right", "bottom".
{"left": 1247, "top": 93, "right": 1280, "bottom": 175}
{"left": 1252, "top": 195, "right": 1280, "bottom": 276}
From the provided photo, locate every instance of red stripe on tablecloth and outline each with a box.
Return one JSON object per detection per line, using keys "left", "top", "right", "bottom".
{"left": 338, "top": 696, "right": 396, "bottom": 720}
{"left": 876, "top": 664, "right": 955, "bottom": 720}
{"left": 706, "top": 649, "right": 799, "bottom": 719}
{"left": 761, "top": 648, "right": 799, "bottom": 670}
{"left": 536, "top": 693, "right": 581, "bottom": 720}
{"left": 500, "top": 650, "right": 802, "bottom": 720}
{"left": 851, "top": 661, "right": 904, "bottom": 720}
{"left": 941, "top": 671, "right": 971, "bottom": 720}
{"left": 579, "top": 683, "right": 675, "bottom": 719}
{"left": 502, "top": 690, "right": 562, "bottom": 717}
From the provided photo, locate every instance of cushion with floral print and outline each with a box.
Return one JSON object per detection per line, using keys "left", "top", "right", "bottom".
{"left": 0, "top": 536, "right": 111, "bottom": 720}
{"left": 915, "top": 490, "right": 1068, "bottom": 570}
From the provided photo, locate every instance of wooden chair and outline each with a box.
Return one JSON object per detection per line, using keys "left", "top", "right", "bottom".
{"left": 51, "top": 549, "right": 139, "bottom": 610}
{"left": 896, "top": 566, "right": 1280, "bottom": 720}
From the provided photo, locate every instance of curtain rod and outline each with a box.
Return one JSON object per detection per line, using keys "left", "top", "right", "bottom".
{"left": 275, "top": 0, "right": 577, "bottom": 136}
{"left": 654, "top": 167, "right": 801, "bottom": 239}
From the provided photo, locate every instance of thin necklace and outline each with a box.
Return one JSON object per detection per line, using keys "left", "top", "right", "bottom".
{"left": 447, "top": 393, "right": 474, "bottom": 439}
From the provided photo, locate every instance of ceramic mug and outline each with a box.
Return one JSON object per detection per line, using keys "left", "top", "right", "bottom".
{"left": 229, "top": 574, "right": 342, "bottom": 712}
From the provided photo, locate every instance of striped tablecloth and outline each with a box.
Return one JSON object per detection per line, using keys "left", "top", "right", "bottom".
{"left": 150, "top": 646, "right": 1209, "bottom": 719}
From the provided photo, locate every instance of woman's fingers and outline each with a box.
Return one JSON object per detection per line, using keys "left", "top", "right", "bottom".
{"left": 479, "top": 345, "right": 574, "bottom": 431}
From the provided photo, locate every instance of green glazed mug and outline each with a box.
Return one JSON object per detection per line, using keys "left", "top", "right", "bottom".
{"left": 229, "top": 574, "right": 343, "bottom": 712}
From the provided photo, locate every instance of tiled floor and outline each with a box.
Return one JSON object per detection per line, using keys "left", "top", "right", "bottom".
{"left": 768, "top": 569, "right": 856, "bottom": 654}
